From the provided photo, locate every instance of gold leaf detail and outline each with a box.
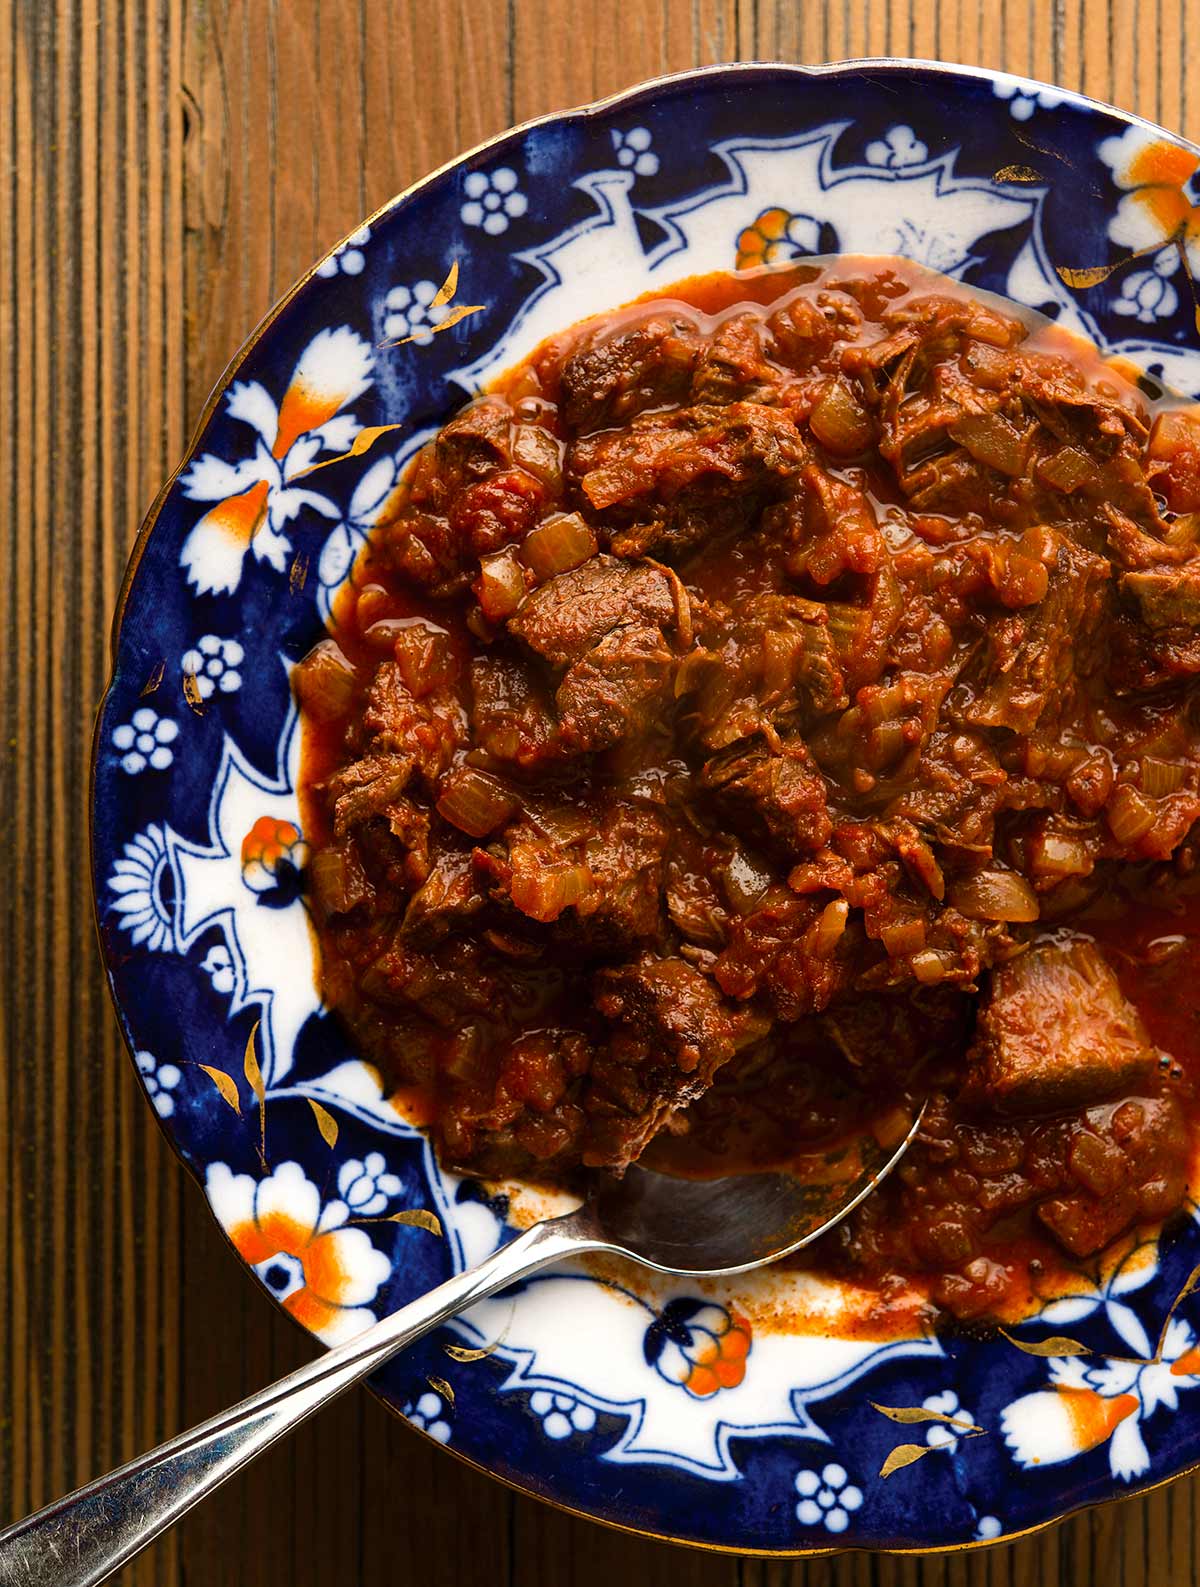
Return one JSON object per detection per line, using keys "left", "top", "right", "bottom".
{"left": 377, "top": 301, "right": 486, "bottom": 350}
{"left": 197, "top": 1064, "right": 240, "bottom": 1114}
{"left": 243, "top": 1021, "right": 266, "bottom": 1165}
{"left": 1056, "top": 262, "right": 1127, "bottom": 289}
{"left": 994, "top": 164, "right": 1042, "bottom": 182}
{"left": 1000, "top": 1330, "right": 1091, "bottom": 1358}
{"left": 426, "top": 1375, "right": 455, "bottom": 1406}
{"left": 141, "top": 659, "right": 165, "bottom": 696}
{"left": 289, "top": 552, "right": 309, "bottom": 593}
{"left": 389, "top": 1208, "right": 444, "bottom": 1236}
{"left": 295, "top": 423, "right": 409, "bottom": 479}
{"left": 870, "top": 1402, "right": 984, "bottom": 1432}
{"left": 182, "top": 669, "right": 206, "bottom": 715}
{"left": 1154, "top": 1259, "right": 1200, "bottom": 1361}
{"left": 879, "top": 1443, "right": 932, "bottom": 1478}
{"left": 443, "top": 1341, "right": 497, "bottom": 1363}
{"left": 431, "top": 260, "right": 460, "bottom": 308}
{"left": 307, "top": 1097, "right": 339, "bottom": 1148}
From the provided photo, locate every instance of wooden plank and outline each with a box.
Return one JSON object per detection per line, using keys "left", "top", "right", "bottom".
{"left": 5, "top": 1, "right": 1200, "bottom": 1582}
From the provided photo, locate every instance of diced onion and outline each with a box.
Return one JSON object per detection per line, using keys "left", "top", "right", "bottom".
{"left": 1028, "top": 828, "right": 1094, "bottom": 878}
{"left": 530, "top": 804, "right": 597, "bottom": 845}
{"left": 1039, "top": 446, "right": 1094, "bottom": 493}
{"left": 391, "top": 621, "right": 456, "bottom": 696}
{"left": 1141, "top": 756, "right": 1185, "bottom": 797}
{"left": 949, "top": 412, "right": 1026, "bottom": 477}
{"left": 521, "top": 513, "right": 598, "bottom": 580}
{"left": 509, "top": 852, "right": 592, "bottom": 922}
{"left": 435, "top": 767, "right": 518, "bottom": 837}
{"left": 911, "top": 948, "right": 954, "bottom": 984}
{"left": 476, "top": 550, "right": 527, "bottom": 622}
{"left": 880, "top": 917, "right": 927, "bottom": 957}
{"left": 1148, "top": 408, "right": 1200, "bottom": 461}
{"left": 722, "top": 849, "right": 775, "bottom": 915}
{"left": 1106, "top": 784, "right": 1157, "bottom": 845}
{"left": 511, "top": 425, "right": 563, "bottom": 490}
{"left": 949, "top": 869, "right": 1040, "bottom": 923}
{"left": 293, "top": 640, "right": 357, "bottom": 722}
{"left": 812, "top": 898, "right": 850, "bottom": 957}
{"left": 809, "top": 379, "right": 874, "bottom": 455}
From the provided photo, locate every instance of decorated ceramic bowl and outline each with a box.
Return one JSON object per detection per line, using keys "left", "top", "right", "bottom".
{"left": 93, "top": 60, "right": 1200, "bottom": 1554}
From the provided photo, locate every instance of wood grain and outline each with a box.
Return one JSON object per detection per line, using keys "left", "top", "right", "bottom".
{"left": 3, "top": 1, "right": 1200, "bottom": 1581}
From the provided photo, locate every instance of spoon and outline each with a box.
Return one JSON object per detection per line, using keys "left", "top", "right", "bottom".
{"left": 0, "top": 1105, "right": 924, "bottom": 1586}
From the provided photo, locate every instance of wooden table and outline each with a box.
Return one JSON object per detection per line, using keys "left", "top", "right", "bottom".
{"left": 5, "top": 3, "right": 1200, "bottom": 1581}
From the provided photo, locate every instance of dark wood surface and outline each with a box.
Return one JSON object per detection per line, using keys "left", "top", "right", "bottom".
{"left": 4, "top": 2, "right": 1200, "bottom": 1581}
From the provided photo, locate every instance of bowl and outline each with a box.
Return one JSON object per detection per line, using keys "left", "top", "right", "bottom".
{"left": 92, "top": 59, "right": 1200, "bottom": 1554}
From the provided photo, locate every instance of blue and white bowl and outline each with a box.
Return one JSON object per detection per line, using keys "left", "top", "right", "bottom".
{"left": 92, "top": 60, "right": 1200, "bottom": 1554}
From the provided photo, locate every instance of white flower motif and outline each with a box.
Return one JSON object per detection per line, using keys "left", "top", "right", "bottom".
{"left": 337, "top": 1152, "right": 403, "bottom": 1217}
{"left": 1114, "top": 265, "right": 1182, "bottom": 323}
{"left": 612, "top": 126, "right": 659, "bottom": 178}
{"left": 382, "top": 280, "right": 452, "bottom": 347}
{"left": 460, "top": 166, "right": 528, "bottom": 236}
{"left": 1037, "top": 1238, "right": 1160, "bottom": 1358}
{"left": 200, "top": 941, "right": 236, "bottom": 995}
{"left": 108, "top": 823, "right": 175, "bottom": 951}
{"left": 206, "top": 1160, "right": 391, "bottom": 1345}
{"left": 794, "top": 1463, "right": 864, "bottom": 1534}
{"left": 179, "top": 326, "right": 372, "bottom": 596}
{"left": 992, "top": 75, "right": 1066, "bottom": 121}
{"left": 182, "top": 634, "right": 244, "bottom": 700}
{"left": 975, "top": 1515, "right": 1003, "bottom": 1541}
{"left": 112, "top": 707, "right": 179, "bottom": 775}
{"left": 528, "top": 1389, "right": 597, "bottom": 1441}
{"left": 315, "top": 224, "right": 371, "bottom": 278}
{"left": 921, "top": 1389, "right": 977, "bottom": 1449}
{"left": 405, "top": 1390, "right": 451, "bottom": 1444}
{"left": 865, "top": 125, "right": 929, "bottom": 169}
{"left": 135, "top": 1050, "right": 183, "bottom": 1118}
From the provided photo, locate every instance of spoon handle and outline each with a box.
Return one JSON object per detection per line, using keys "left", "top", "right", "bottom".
{"left": 0, "top": 1213, "right": 598, "bottom": 1587}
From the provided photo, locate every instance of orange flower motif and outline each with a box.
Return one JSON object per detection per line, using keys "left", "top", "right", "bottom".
{"left": 736, "top": 207, "right": 794, "bottom": 268}
{"left": 241, "top": 816, "right": 309, "bottom": 900}
{"left": 179, "top": 326, "right": 374, "bottom": 596}
{"left": 645, "top": 1299, "right": 752, "bottom": 1398}
{"left": 206, "top": 1160, "right": 391, "bottom": 1345}
{"left": 1099, "top": 127, "right": 1200, "bottom": 272}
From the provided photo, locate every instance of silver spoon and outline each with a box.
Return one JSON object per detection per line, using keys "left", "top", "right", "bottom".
{"left": 0, "top": 1106, "right": 924, "bottom": 1586}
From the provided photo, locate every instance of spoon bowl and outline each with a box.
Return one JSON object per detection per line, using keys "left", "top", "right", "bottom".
{"left": 587, "top": 1108, "right": 925, "bottom": 1275}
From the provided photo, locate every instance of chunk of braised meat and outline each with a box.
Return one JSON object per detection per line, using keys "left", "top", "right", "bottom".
{"left": 702, "top": 737, "right": 832, "bottom": 859}
{"left": 474, "top": 799, "right": 668, "bottom": 953}
{"left": 950, "top": 533, "right": 1111, "bottom": 737}
{"left": 570, "top": 401, "right": 808, "bottom": 561}
{"left": 689, "top": 312, "right": 782, "bottom": 405}
{"left": 556, "top": 620, "right": 676, "bottom": 752}
{"left": 558, "top": 312, "right": 702, "bottom": 432}
{"left": 677, "top": 593, "right": 846, "bottom": 750}
{"left": 507, "top": 553, "right": 680, "bottom": 667}
{"left": 469, "top": 652, "right": 562, "bottom": 773}
{"left": 1121, "top": 563, "right": 1200, "bottom": 628}
{"left": 966, "top": 940, "right": 1158, "bottom": 1115}
{"left": 374, "top": 397, "right": 548, "bottom": 594}
{"left": 400, "top": 849, "right": 485, "bottom": 946}
{"left": 359, "top": 648, "right": 466, "bottom": 783}
{"left": 586, "top": 958, "right": 738, "bottom": 1167}
{"left": 325, "top": 753, "right": 419, "bottom": 836}
{"left": 595, "top": 958, "right": 736, "bottom": 1076}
